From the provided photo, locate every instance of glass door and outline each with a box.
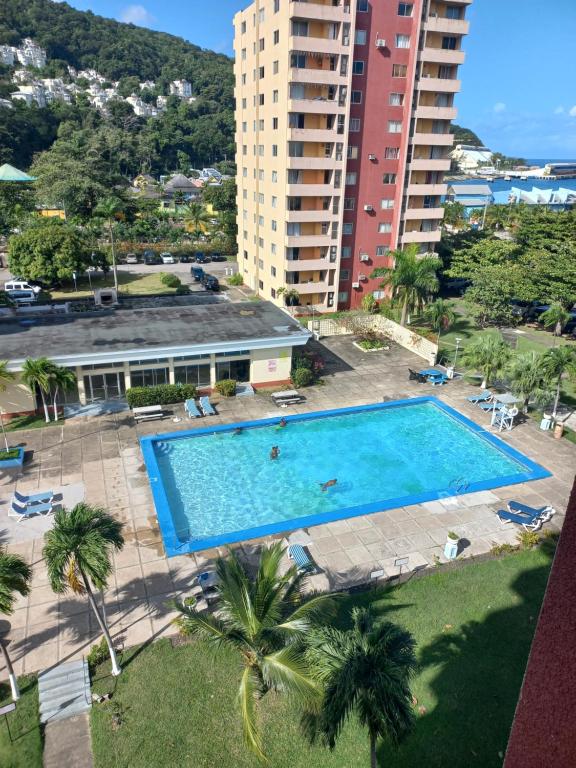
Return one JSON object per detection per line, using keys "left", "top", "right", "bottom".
{"left": 83, "top": 372, "right": 126, "bottom": 402}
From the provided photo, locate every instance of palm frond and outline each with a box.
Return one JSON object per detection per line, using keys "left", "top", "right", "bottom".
{"left": 238, "top": 666, "right": 267, "bottom": 763}
{"left": 0, "top": 549, "right": 32, "bottom": 616}
{"left": 260, "top": 645, "right": 320, "bottom": 704}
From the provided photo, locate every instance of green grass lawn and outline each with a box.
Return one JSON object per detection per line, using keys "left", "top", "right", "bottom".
{"left": 49, "top": 271, "right": 181, "bottom": 299}
{"left": 5, "top": 415, "right": 62, "bottom": 432}
{"left": 91, "top": 548, "right": 551, "bottom": 768}
{"left": 0, "top": 677, "right": 42, "bottom": 768}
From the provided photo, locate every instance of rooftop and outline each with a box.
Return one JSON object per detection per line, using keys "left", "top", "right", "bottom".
{"left": 447, "top": 183, "right": 492, "bottom": 195}
{"left": 0, "top": 301, "right": 310, "bottom": 367}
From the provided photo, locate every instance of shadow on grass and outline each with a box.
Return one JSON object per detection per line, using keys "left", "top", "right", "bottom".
{"left": 376, "top": 552, "right": 554, "bottom": 768}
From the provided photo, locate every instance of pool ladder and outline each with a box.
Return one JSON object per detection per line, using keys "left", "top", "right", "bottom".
{"left": 449, "top": 477, "right": 469, "bottom": 493}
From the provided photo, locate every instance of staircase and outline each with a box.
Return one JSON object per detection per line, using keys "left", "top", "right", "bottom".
{"left": 235, "top": 383, "right": 255, "bottom": 397}
{"left": 38, "top": 659, "right": 92, "bottom": 724}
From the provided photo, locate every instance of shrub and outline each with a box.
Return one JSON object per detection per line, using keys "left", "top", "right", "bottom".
{"left": 126, "top": 383, "right": 197, "bottom": 407}
{"left": 160, "top": 273, "right": 182, "bottom": 289}
{"left": 214, "top": 379, "right": 236, "bottom": 397}
{"left": 227, "top": 273, "right": 244, "bottom": 286}
{"left": 87, "top": 637, "right": 109, "bottom": 672}
{"left": 291, "top": 367, "right": 314, "bottom": 388}
{"left": 0, "top": 449, "right": 20, "bottom": 461}
{"left": 517, "top": 530, "right": 540, "bottom": 550}
{"left": 175, "top": 285, "right": 189, "bottom": 295}
{"left": 361, "top": 294, "right": 377, "bottom": 313}
{"left": 490, "top": 542, "right": 517, "bottom": 556}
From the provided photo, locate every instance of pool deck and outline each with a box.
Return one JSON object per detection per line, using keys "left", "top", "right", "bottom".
{"left": 1, "top": 337, "right": 574, "bottom": 677}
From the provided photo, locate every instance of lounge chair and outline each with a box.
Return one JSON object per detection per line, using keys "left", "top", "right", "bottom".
{"left": 199, "top": 396, "right": 216, "bottom": 416}
{"left": 9, "top": 500, "right": 53, "bottom": 523}
{"left": 185, "top": 399, "right": 201, "bottom": 418}
{"left": 479, "top": 401, "right": 504, "bottom": 412}
{"left": 13, "top": 489, "right": 53, "bottom": 506}
{"left": 509, "top": 501, "right": 555, "bottom": 520}
{"left": 467, "top": 390, "right": 492, "bottom": 403}
{"left": 497, "top": 508, "right": 544, "bottom": 532}
{"left": 288, "top": 544, "right": 316, "bottom": 572}
{"left": 408, "top": 368, "right": 427, "bottom": 384}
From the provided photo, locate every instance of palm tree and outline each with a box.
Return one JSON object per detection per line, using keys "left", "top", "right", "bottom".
{"left": 303, "top": 607, "right": 417, "bottom": 768}
{"left": 462, "top": 334, "right": 511, "bottom": 389}
{"left": 50, "top": 365, "right": 77, "bottom": 422}
{"left": 43, "top": 504, "right": 124, "bottom": 676}
{"left": 94, "top": 197, "right": 124, "bottom": 291}
{"left": 0, "top": 361, "right": 15, "bottom": 452}
{"left": 540, "top": 303, "right": 570, "bottom": 337}
{"left": 0, "top": 549, "right": 31, "bottom": 700}
{"left": 507, "top": 351, "right": 549, "bottom": 414}
{"left": 542, "top": 346, "right": 576, "bottom": 418}
{"left": 21, "top": 357, "right": 55, "bottom": 423}
{"left": 370, "top": 245, "right": 440, "bottom": 326}
{"left": 442, "top": 201, "right": 466, "bottom": 229}
{"left": 183, "top": 202, "right": 211, "bottom": 237}
{"left": 277, "top": 286, "right": 301, "bottom": 310}
{"left": 424, "top": 299, "right": 456, "bottom": 345}
{"left": 174, "top": 542, "right": 335, "bottom": 762}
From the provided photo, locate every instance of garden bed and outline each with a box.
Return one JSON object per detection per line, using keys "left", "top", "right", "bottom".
{"left": 0, "top": 446, "right": 24, "bottom": 467}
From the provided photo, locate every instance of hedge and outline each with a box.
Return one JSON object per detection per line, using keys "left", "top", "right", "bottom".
{"left": 160, "top": 273, "right": 182, "bottom": 288}
{"left": 126, "top": 383, "right": 197, "bottom": 408}
{"left": 214, "top": 379, "right": 237, "bottom": 397}
{"left": 291, "top": 367, "right": 314, "bottom": 388}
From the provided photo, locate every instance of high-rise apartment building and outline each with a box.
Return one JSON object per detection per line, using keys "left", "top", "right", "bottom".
{"left": 234, "top": 0, "right": 471, "bottom": 312}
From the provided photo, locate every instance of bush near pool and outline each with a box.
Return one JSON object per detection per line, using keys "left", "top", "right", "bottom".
{"left": 126, "top": 384, "right": 197, "bottom": 408}
{"left": 214, "top": 379, "right": 237, "bottom": 397}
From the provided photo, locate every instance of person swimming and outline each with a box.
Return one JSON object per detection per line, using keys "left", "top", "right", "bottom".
{"left": 233, "top": 427, "right": 243, "bottom": 436}
{"left": 270, "top": 446, "right": 280, "bottom": 460}
{"left": 320, "top": 479, "right": 337, "bottom": 492}
{"left": 279, "top": 418, "right": 287, "bottom": 428}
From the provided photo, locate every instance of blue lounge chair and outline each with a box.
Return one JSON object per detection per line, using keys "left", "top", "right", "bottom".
{"left": 467, "top": 390, "right": 492, "bottom": 403}
{"left": 288, "top": 544, "right": 315, "bottom": 572}
{"left": 479, "top": 401, "right": 504, "bottom": 412}
{"left": 497, "top": 508, "right": 544, "bottom": 531}
{"left": 199, "top": 396, "right": 216, "bottom": 416}
{"left": 509, "top": 501, "right": 555, "bottom": 518}
{"left": 13, "top": 489, "right": 53, "bottom": 506}
{"left": 185, "top": 399, "right": 201, "bottom": 418}
{"left": 9, "top": 500, "right": 53, "bottom": 523}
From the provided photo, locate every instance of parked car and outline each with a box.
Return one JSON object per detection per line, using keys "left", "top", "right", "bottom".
{"left": 160, "top": 252, "right": 175, "bottom": 264}
{"left": 143, "top": 250, "right": 162, "bottom": 265}
{"left": 178, "top": 253, "right": 192, "bottom": 263}
{"left": 125, "top": 253, "right": 139, "bottom": 264}
{"left": 4, "top": 279, "right": 42, "bottom": 295}
{"left": 191, "top": 266, "right": 205, "bottom": 282}
{"left": 6, "top": 289, "right": 38, "bottom": 305}
{"left": 209, "top": 252, "right": 227, "bottom": 262}
{"left": 201, "top": 274, "right": 219, "bottom": 292}
{"left": 194, "top": 252, "right": 211, "bottom": 264}
{"left": 510, "top": 299, "right": 532, "bottom": 319}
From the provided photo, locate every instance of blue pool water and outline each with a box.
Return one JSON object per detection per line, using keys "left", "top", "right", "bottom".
{"left": 141, "top": 398, "right": 550, "bottom": 556}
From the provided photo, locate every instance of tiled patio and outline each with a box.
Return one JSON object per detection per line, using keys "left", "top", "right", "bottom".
{"left": 1, "top": 337, "right": 574, "bottom": 677}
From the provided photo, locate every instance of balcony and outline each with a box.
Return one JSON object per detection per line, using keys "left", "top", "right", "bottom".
{"left": 288, "top": 127, "right": 338, "bottom": 143}
{"left": 406, "top": 183, "right": 447, "bottom": 196}
{"left": 286, "top": 209, "right": 335, "bottom": 222}
{"left": 285, "top": 258, "right": 333, "bottom": 271}
{"left": 287, "top": 156, "right": 341, "bottom": 170}
{"left": 415, "top": 105, "right": 458, "bottom": 120}
{"left": 287, "top": 183, "right": 337, "bottom": 196}
{"left": 290, "top": 1, "right": 349, "bottom": 22}
{"left": 411, "top": 132, "right": 454, "bottom": 146}
{"left": 403, "top": 207, "right": 445, "bottom": 221}
{"left": 289, "top": 35, "right": 344, "bottom": 56}
{"left": 420, "top": 47, "right": 465, "bottom": 65}
{"left": 409, "top": 158, "right": 451, "bottom": 171}
{"left": 288, "top": 98, "right": 342, "bottom": 114}
{"left": 289, "top": 280, "right": 330, "bottom": 294}
{"left": 285, "top": 234, "right": 334, "bottom": 248}
{"left": 417, "top": 76, "right": 461, "bottom": 93}
{"left": 425, "top": 16, "right": 469, "bottom": 35}
{"left": 401, "top": 229, "right": 442, "bottom": 244}
{"left": 289, "top": 67, "right": 343, "bottom": 85}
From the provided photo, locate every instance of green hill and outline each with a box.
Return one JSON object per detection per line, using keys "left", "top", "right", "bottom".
{"left": 450, "top": 124, "right": 484, "bottom": 147}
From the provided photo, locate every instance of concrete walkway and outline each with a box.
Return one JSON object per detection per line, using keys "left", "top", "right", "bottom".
{"left": 44, "top": 713, "right": 93, "bottom": 768}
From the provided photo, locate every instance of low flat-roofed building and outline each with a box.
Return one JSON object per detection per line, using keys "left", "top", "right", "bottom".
{"left": 0, "top": 301, "right": 310, "bottom": 415}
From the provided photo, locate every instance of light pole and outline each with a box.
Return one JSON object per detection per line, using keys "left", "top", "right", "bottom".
{"left": 453, "top": 337, "right": 462, "bottom": 371}
{"left": 480, "top": 195, "right": 490, "bottom": 230}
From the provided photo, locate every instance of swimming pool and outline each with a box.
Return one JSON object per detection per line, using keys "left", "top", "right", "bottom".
{"left": 140, "top": 397, "right": 550, "bottom": 556}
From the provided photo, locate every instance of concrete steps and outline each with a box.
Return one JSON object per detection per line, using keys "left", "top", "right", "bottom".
{"left": 38, "top": 659, "right": 91, "bottom": 724}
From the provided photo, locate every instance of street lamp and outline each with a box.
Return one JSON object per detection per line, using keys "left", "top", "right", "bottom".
{"left": 453, "top": 337, "right": 462, "bottom": 370}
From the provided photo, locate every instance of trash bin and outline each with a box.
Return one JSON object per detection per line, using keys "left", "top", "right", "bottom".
{"left": 539, "top": 416, "right": 552, "bottom": 431}
{"left": 554, "top": 422, "right": 564, "bottom": 440}
{"left": 446, "top": 366, "right": 455, "bottom": 380}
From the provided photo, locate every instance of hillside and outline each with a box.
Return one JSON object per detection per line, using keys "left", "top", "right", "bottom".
{"left": 450, "top": 124, "right": 484, "bottom": 147}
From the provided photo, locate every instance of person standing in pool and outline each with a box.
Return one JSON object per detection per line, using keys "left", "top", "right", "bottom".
{"left": 233, "top": 427, "right": 243, "bottom": 436}
{"left": 320, "top": 479, "right": 337, "bottom": 492}
{"left": 279, "top": 418, "right": 287, "bottom": 428}
{"left": 270, "top": 446, "right": 280, "bottom": 460}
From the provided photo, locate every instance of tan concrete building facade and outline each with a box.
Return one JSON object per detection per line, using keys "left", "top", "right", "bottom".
{"left": 234, "top": 0, "right": 471, "bottom": 312}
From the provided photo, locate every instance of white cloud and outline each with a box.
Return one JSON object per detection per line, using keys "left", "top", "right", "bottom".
{"left": 554, "top": 106, "right": 565, "bottom": 114}
{"left": 119, "top": 5, "right": 156, "bottom": 27}
{"left": 569, "top": 105, "right": 576, "bottom": 117}
{"left": 493, "top": 102, "right": 506, "bottom": 113}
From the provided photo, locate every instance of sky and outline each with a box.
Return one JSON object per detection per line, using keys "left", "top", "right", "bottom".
{"left": 63, "top": 0, "right": 576, "bottom": 158}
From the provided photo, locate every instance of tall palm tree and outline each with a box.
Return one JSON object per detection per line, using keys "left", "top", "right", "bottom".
{"left": 370, "top": 245, "right": 440, "bottom": 326}
{"left": 542, "top": 346, "right": 576, "bottom": 418}
{"left": 43, "top": 504, "right": 124, "bottom": 676}
{"left": 50, "top": 365, "right": 77, "bottom": 422}
{"left": 174, "top": 542, "right": 335, "bottom": 762}
{"left": 507, "top": 351, "right": 549, "bottom": 414}
{"left": 462, "top": 334, "right": 511, "bottom": 389}
{"left": 540, "top": 303, "right": 570, "bottom": 337}
{"left": 94, "top": 197, "right": 124, "bottom": 291}
{"left": 303, "top": 607, "right": 417, "bottom": 768}
{"left": 424, "top": 299, "right": 456, "bottom": 345}
{"left": 442, "top": 201, "right": 466, "bottom": 229}
{"left": 277, "top": 286, "right": 301, "bottom": 310}
{"left": 0, "top": 361, "right": 15, "bottom": 452}
{"left": 21, "top": 357, "right": 55, "bottom": 423}
{"left": 0, "top": 548, "right": 31, "bottom": 700}
{"left": 183, "top": 202, "right": 211, "bottom": 237}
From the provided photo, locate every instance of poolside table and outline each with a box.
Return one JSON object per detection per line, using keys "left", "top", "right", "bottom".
{"left": 418, "top": 368, "right": 447, "bottom": 386}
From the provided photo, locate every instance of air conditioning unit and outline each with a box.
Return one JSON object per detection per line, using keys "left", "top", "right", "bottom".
{"left": 352, "top": 281, "right": 360, "bottom": 289}
{"left": 375, "top": 38, "right": 386, "bottom": 48}
{"left": 368, "top": 153, "right": 377, "bottom": 161}
{"left": 364, "top": 204, "right": 374, "bottom": 212}
{"left": 358, "top": 274, "right": 367, "bottom": 281}
{"left": 359, "top": 254, "right": 370, "bottom": 262}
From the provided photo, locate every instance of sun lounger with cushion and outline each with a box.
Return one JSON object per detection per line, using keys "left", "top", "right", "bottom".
{"left": 199, "top": 396, "right": 216, "bottom": 416}
{"left": 467, "top": 390, "right": 492, "bottom": 403}
{"left": 13, "top": 489, "right": 53, "bottom": 506}
{"left": 9, "top": 500, "right": 54, "bottom": 523}
{"left": 478, "top": 401, "right": 504, "bottom": 412}
{"left": 185, "top": 399, "right": 201, "bottom": 418}
{"left": 497, "top": 508, "right": 544, "bottom": 531}
{"left": 288, "top": 544, "right": 315, "bottom": 572}
{"left": 508, "top": 501, "right": 555, "bottom": 520}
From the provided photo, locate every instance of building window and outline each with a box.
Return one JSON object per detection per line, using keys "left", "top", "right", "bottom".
{"left": 350, "top": 117, "right": 361, "bottom": 132}
{"left": 243, "top": 250, "right": 248, "bottom": 260}
{"left": 272, "top": 144, "right": 278, "bottom": 156}
{"left": 242, "top": 167, "right": 247, "bottom": 178}
{"left": 343, "top": 222, "right": 353, "bottom": 235}
{"left": 388, "top": 120, "right": 402, "bottom": 133}
{"left": 259, "top": 7, "right": 264, "bottom": 22}
{"left": 389, "top": 92, "right": 404, "bottom": 106}
{"left": 273, "top": 90, "right": 278, "bottom": 102}
{"left": 272, "top": 195, "right": 277, "bottom": 208}
{"left": 273, "top": 29, "right": 279, "bottom": 44}
{"left": 340, "top": 270, "right": 350, "bottom": 280}
{"left": 174, "top": 364, "right": 211, "bottom": 387}
{"left": 258, "top": 258, "right": 264, "bottom": 269}
{"left": 385, "top": 146, "right": 400, "bottom": 159}
{"left": 130, "top": 368, "right": 169, "bottom": 388}
{"left": 259, "top": 38, "right": 265, "bottom": 51}
{"left": 338, "top": 291, "right": 349, "bottom": 302}
{"left": 344, "top": 197, "right": 355, "bottom": 210}
{"left": 241, "top": 20, "right": 246, "bottom": 33}
{"left": 258, "top": 118, "right": 265, "bottom": 130}
{"left": 376, "top": 245, "right": 391, "bottom": 255}
{"left": 396, "top": 34, "right": 410, "bottom": 48}
{"left": 258, "top": 169, "right": 264, "bottom": 180}
{"left": 241, "top": 48, "right": 246, "bottom": 60}
{"left": 258, "top": 144, "right": 264, "bottom": 156}
{"left": 271, "top": 220, "right": 277, "bottom": 231}
{"left": 241, "top": 98, "right": 246, "bottom": 109}
{"left": 242, "top": 145, "right": 247, "bottom": 156}
{"left": 355, "top": 29, "right": 367, "bottom": 45}
{"left": 357, "top": 0, "right": 368, "bottom": 11}
{"left": 272, "top": 170, "right": 278, "bottom": 182}
{"left": 271, "top": 265, "right": 277, "bottom": 277}
{"left": 258, "top": 280, "right": 264, "bottom": 290}
{"left": 258, "top": 215, "right": 264, "bottom": 226}
{"left": 382, "top": 173, "right": 397, "bottom": 183}
{"left": 398, "top": 3, "right": 413, "bottom": 16}
{"left": 446, "top": 5, "right": 463, "bottom": 19}
{"left": 272, "top": 117, "right": 278, "bottom": 129}
{"left": 378, "top": 223, "right": 392, "bottom": 233}
{"left": 442, "top": 36, "right": 457, "bottom": 50}
{"left": 345, "top": 172, "right": 357, "bottom": 185}
{"left": 347, "top": 145, "right": 359, "bottom": 159}
{"left": 271, "top": 243, "right": 277, "bottom": 254}
{"left": 341, "top": 246, "right": 351, "bottom": 259}
{"left": 351, "top": 90, "right": 362, "bottom": 104}
{"left": 373, "top": 290, "right": 386, "bottom": 299}
{"left": 292, "top": 20, "right": 309, "bottom": 36}
{"left": 273, "top": 60, "right": 279, "bottom": 74}
{"left": 259, "top": 66, "right": 265, "bottom": 79}
{"left": 352, "top": 60, "right": 365, "bottom": 75}
{"left": 381, "top": 199, "right": 394, "bottom": 209}
{"left": 274, "top": 0, "right": 280, "bottom": 11}
{"left": 392, "top": 64, "right": 407, "bottom": 77}
{"left": 271, "top": 287, "right": 276, "bottom": 298}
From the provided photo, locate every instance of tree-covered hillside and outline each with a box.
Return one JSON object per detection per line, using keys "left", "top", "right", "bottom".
{"left": 450, "top": 124, "right": 484, "bottom": 147}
